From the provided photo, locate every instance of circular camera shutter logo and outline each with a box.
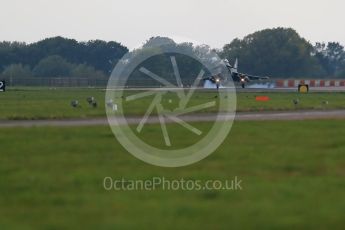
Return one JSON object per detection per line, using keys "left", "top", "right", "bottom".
{"left": 106, "top": 41, "right": 236, "bottom": 167}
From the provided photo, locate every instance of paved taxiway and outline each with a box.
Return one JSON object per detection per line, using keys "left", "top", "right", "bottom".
{"left": 1, "top": 110, "right": 345, "bottom": 127}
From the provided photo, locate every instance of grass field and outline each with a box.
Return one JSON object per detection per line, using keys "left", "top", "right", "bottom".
{"left": 1, "top": 120, "right": 345, "bottom": 229}
{"left": 0, "top": 88, "right": 345, "bottom": 119}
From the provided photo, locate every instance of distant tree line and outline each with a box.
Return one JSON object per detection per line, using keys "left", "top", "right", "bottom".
{"left": 1, "top": 28, "right": 345, "bottom": 80}
{"left": 123, "top": 37, "right": 215, "bottom": 87}
{"left": 220, "top": 28, "right": 345, "bottom": 78}
{"left": 0, "top": 37, "right": 128, "bottom": 79}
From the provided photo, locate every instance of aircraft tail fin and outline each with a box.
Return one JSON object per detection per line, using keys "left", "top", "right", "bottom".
{"left": 234, "top": 58, "right": 238, "bottom": 70}
{"left": 223, "top": 59, "right": 232, "bottom": 68}
{"left": 230, "top": 58, "right": 238, "bottom": 74}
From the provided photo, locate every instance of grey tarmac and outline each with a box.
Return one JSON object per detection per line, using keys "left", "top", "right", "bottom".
{"left": 1, "top": 110, "right": 345, "bottom": 128}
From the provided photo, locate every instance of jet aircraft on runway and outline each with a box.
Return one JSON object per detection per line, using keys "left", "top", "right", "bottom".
{"left": 204, "top": 59, "right": 269, "bottom": 89}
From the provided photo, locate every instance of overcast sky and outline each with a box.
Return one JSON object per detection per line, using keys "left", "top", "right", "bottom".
{"left": 1, "top": 0, "right": 344, "bottom": 49}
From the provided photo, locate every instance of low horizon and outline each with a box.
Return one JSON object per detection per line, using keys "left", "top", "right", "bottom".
{"left": 1, "top": 0, "right": 344, "bottom": 50}
{"left": 2, "top": 27, "right": 344, "bottom": 50}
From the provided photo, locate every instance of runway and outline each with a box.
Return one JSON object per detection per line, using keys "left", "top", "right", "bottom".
{"left": 238, "top": 87, "right": 345, "bottom": 93}
{"left": 105, "top": 86, "right": 345, "bottom": 93}
{"left": 1, "top": 110, "right": 345, "bottom": 128}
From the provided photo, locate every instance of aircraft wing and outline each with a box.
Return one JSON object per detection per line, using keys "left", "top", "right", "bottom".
{"left": 202, "top": 74, "right": 223, "bottom": 82}
{"left": 240, "top": 73, "right": 269, "bottom": 81}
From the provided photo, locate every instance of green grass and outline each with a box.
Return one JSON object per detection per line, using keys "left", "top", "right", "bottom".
{"left": 1, "top": 120, "right": 345, "bottom": 229}
{"left": 1, "top": 88, "right": 345, "bottom": 119}
{"left": 0, "top": 88, "right": 106, "bottom": 119}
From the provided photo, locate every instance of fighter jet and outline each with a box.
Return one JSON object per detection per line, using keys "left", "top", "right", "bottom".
{"left": 204, "top": 59, "right": 269, "bottom": 89}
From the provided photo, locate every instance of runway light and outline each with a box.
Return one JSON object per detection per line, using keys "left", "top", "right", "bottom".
{"left": 106, "top": 99, "right": 114, "bottom": 108}
{"left": 87, "top": 96, "right": 95, "bottom": 104}
{"left": 70, "top": 100, "right": 79, "bottom": 108}
{"left": 293, "top": 99, "right": 299, "bottom": 105}
{"left": 91, "top": 101, "right": 98, "bottom": 108}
